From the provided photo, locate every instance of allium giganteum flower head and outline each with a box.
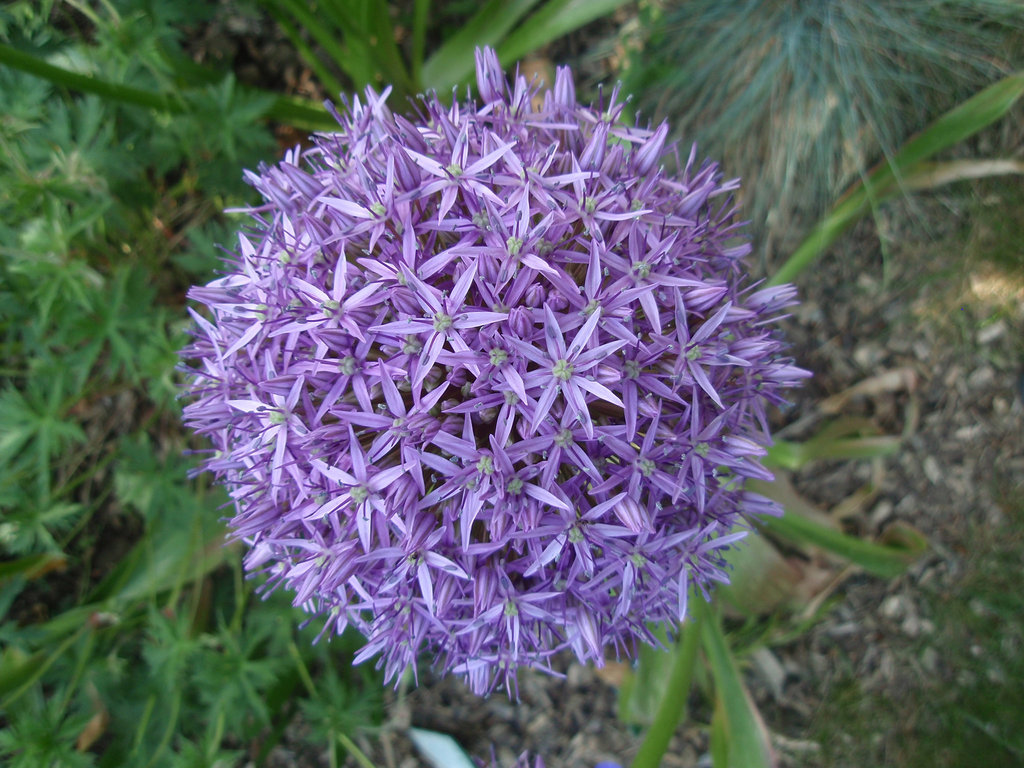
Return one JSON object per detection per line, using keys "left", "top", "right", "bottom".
{"left": 182, "top": 48, "right": 809, "bottom": 695}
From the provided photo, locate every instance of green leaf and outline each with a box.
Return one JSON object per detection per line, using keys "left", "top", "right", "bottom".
{"left": 701, "top": 606, "right": 774, "bottom": 768}
{"left": 766, "top": 416, "right": 902, "bottom": 471}
{"left": 770, "top": 71, "right": 1024, "bottom": 285}
{"left": 0, "top": 647, "right": 48, "bottom": 700}
{"left": 114, "top": 434, "right": 197, "bottom": 523}
{"left": 758, "top": 506, "right": 927, "bottom": 579}
{"left": 0, "top": 42, "right": 335, "bottom": 131}
{"left": 421, "top": 0, "right": 542, "bottom": 92}
{"left": 629, "top": 616, "right": 702, "bottom": 768}
{"left": 85, "top": 499, "right": 228, "bottom": 607}
{"left": 260, "top": 0, "right": 345, "bottom": 98}
{"left": 0, "top": 552, "right": 67, "bottom": 584}
{"left": 497, "top": 0, "right": 633, "bottom": 69}
{"left": 0, "top": 684, "right": 94, "bottom": 768}
{"left": 259, "top": 0, "right": 380, "bottom": 94}
{"left": 36, "top": 488, "right": 229, "bottom": 640}
{"left": 716, "top": 534, "right": 803, "bottom": 617}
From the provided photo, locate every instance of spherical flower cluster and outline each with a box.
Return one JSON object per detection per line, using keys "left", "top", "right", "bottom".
{"left": 181, "top": 48, "right": 808, "bottom": 695}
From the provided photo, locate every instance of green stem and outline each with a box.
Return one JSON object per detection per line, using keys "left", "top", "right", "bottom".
{"left": 0, "top": 43, "right": 336, "bottom": 131}
{"left": 411, "top": 0, "right": 430, "bottom": 90}
{"left": 287, "top": 640, "right": 318, "bottom": 697}
{"left": 2, "top": 625, "right": 89, "bottom": 709}
{"left": 262, "top": 1, "right": 345, "bottom": 98}
{"left": 0, "top": 42, "right": 179, "bottom": 111}
{"left": 337, "top": 731, "right": 377, "bottom": 768}
{"left": 630, "top": 609, "right": 704, "bottom": 768}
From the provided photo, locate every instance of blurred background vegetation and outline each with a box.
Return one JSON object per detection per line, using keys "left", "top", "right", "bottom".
{"left": 1, "top": 1, "right": 1022, "bottom": 767}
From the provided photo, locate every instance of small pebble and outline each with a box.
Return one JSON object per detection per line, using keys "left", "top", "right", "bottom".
{"left": 976, "top": 320, "right": 1006, "bottom": 344}
{"left": 967, "top": 366, "right": 995, "bottom": 389}
{"left": 880, "top": 595, "right": 905, "bottom": 620}
{"left": 870, "top": 500, "right": 894, "bottom": 528}
{"left": 920, "top": 646, "right": 939, "bottom": 674}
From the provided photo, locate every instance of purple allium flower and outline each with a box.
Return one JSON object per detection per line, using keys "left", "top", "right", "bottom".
{"left": 477, "top": 752, "right": 620, "bottom": 768}
{"left": 181, "top": 48, "right": 809, "bottom": 696}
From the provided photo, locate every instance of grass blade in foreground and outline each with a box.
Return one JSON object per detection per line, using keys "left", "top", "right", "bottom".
{"left": 701, "top": 604, "right": 774, "bottom": 768}
{"left": 770, "top": 72, "right": 1024, "bottom": 285}
{"left": 497, "top": 0, "right": 633, "bottom": 71}
{"left": 421, "top": 0, "right": 542, "bottom": 92}
{"left": 629, "top": 614, "right": 703, "bottom": 768}
{"left": 0, "top": 42, "right": 336, "bottom": 131}
{"left": 755, "top": 500, "right": 927, "bottom": 580}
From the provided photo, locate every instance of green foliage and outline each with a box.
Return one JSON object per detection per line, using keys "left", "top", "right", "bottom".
{"left": 0, "top": 685, "right": 95, "bottom": 768}
{"left": 621, "top": 0, "right": 1024, "bottom": 255}
{"left": 0, "top": 3, "right": 384, "bottom": 765}
{"left": 251, "top": 0, "right": 633, "bottom": 102}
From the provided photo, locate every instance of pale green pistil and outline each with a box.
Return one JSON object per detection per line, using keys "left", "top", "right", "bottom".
{"left": 624, "top": 360, "right": 641, "bottom": 379}
{"left": 489, "top": 347, "right": 508, "bottom": 366}
{"left": 687, "top": 345, "right": 702, "bottom": 361}
{"left": 506, "top": 477, "right": 524, "bottom": 495}
{"left": 638, "top": 458, "right": 656, "bottom": 477}
{"left": 476, "top": 455, "right": 494, "bottom": 475}
{"left": 506, "top": 236, "right": 523, "bottom": 256}
{"left": 370, "top": 202, "right": 387, "bottom": 216}
{"left": 433, "top": 312, "right": 453, "bottom": 332}
{"left": 350, "top": 486, "right": 369, "bottom": 504}
{"left": 552, "top": 358, "right": 575, "bottom": 381}
{"left": 340, "top": 356, "right": 358, "bottom": 375}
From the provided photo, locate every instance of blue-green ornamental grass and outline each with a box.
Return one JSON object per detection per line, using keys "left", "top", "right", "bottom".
{"left": 621, "top": 0, "right": 1024, "bottom": 249}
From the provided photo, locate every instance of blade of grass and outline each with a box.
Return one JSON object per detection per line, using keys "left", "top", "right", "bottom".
{"left": 767, "top": 435, "right": 901, "bottom": 470}
{"left": 261, "top": 1, "right": 345, "bottom": 98}
{"left": 701, "top": 604, "right": 775, "bottom": 768}
{"left": 0, "top": 42, "right": 177, "bottom": 111}
{"left": 497, "top": 0, "right": 633, "bottom": 69}
{"left": 630, "top": 613, "right": 703, "bottom": 768}
{"left": 411, "top": 0, "right": 429, "bottom": 88}
{"left": 421, "top": 0, "right": 542, "bottom": 92}
{"left": 257, "top": 0, "right": 376, "bottom": 92}
{"left": 360, "top": 0, "right": 415, "bottom": 101}
{"left": 0, "top": 552, "right": 67, "bottom": 584}
{"left": 0, "top": 625, "right": 89, "bottom": 707}
{"left": 758, "top": 505, "right": 927, "bottom": 579}
{"left": 0, "top": 43, "right": 336, "bottom": 130}
{"left": 313, "top": 0, "right": 402, "bottom": 94}
{"left": 770, "top": 71, "right": 1024, "bottom": 285}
